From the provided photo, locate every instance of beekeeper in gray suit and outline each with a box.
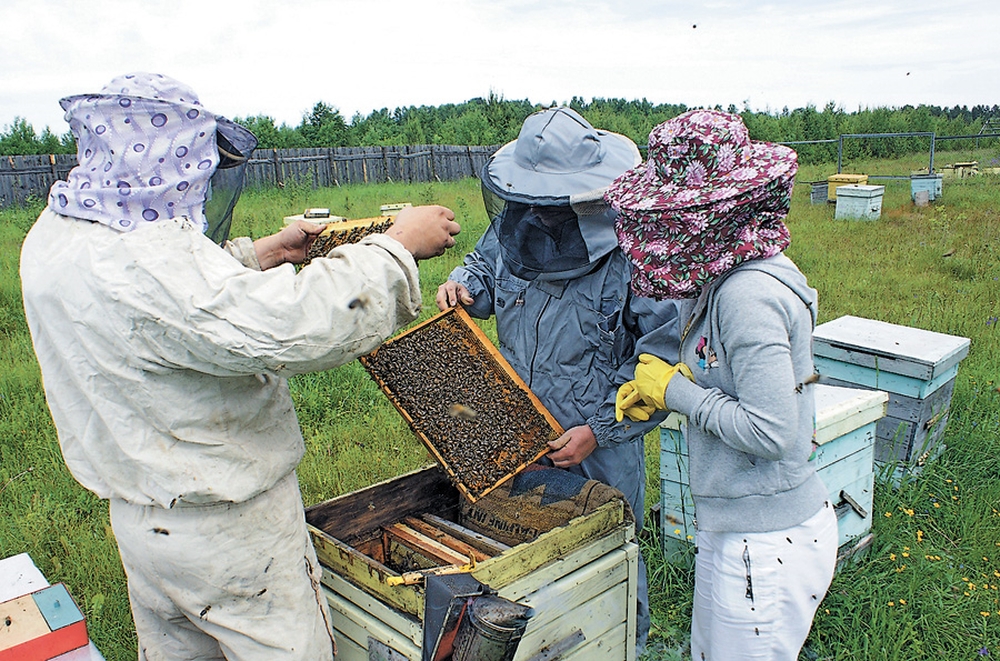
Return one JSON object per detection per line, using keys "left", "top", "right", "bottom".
{"left": 437, "top": 106, "right": 682, "bottom": 655}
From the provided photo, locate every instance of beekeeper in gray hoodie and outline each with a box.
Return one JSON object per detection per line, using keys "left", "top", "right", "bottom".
{"left": 437, "top": 107, "right": 682, "bottom": 655}
{"left": 609, "top": 110, "right": 837, "bottom": 661}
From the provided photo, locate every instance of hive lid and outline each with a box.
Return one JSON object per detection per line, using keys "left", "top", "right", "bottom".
{"left": 814, "top": 384, "right": 888, "bottom": 445}
{"left": 814, "top": 315, "right": 971, "bottom": 380}
{"left": 360, "top": 306, "right": 563, "bottom": 502}
{"left": 835, "top": 184, "right": 885, "bottom": 197}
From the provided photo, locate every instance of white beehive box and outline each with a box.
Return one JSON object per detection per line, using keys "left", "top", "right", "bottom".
{"left": 813, "top": 315, "right": 970, "bottom": 480}
{"left": 660, "top": 385, "right": 887, "bottom": 567}
{"left": 835, "top": 184, "right": 885, "bottom": 220}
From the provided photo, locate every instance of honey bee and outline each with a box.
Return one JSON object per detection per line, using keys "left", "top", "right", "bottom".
{"left": 448, "top": 403, "right": 478, "bottom": 420}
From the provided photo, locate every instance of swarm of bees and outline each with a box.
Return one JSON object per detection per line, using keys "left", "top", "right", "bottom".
{"left": 361, "top": 309, "right": 560, "bottom": 500}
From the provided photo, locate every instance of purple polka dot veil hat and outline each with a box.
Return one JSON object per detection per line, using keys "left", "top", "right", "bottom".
{"left": 49, "top": 72, "right": 255, "bottom": 233}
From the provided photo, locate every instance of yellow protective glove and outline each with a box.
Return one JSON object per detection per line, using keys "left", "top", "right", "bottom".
{"left": 633, "top": 353, "right": 694, "bottom": 410}
{"left": 615, "top": 382, "right": 656, "bottom": 422}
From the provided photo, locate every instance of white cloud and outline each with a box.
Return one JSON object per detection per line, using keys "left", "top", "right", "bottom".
{"left": 1, "top": 0, "right": 998, "bottom": 135}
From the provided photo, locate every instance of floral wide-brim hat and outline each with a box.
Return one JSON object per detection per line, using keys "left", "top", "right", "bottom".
{"left": 604, "top": 108, "right": 796, "bottom": 213}
{"left": 604, "top": 109, "right": 798, "bottom": 299}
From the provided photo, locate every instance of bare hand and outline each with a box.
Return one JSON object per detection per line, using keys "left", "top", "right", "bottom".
{"left": 436, "top": 280, "right": 475, "bottom": 311}
{"left": 254, "top": 220, "right": 327, "bottom": 270}
{"left": 386, "top": 205, "right": 460, "bottom": 261}
{"left": 547, "top": 425, "right": 598, "bottom": 467}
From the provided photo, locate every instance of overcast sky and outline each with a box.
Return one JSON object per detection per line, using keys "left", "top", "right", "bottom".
{"left": 3, "top": 0, "right": 998, "bottom": 136}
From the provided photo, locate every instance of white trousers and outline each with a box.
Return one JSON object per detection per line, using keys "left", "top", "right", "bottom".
{"left": 109, "top": 472, "right": 335, "bottom": 661}
{"left": 690, "top": 501, "right": 838, "bottom": 661}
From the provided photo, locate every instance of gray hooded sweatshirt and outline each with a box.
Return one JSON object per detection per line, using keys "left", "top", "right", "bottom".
{"left": 662, "top": 253, "right": 829, "bottom": 534}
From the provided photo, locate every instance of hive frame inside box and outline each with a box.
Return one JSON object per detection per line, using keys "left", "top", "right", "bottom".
{"left": 305, "top": 466, "right": 637, "bottom": 661}
{"left": 360, "top": 305, "right": 564, "bottom": 502}
{"left": 813, "top": 315, "right": 970, "bottom": 484}
{"left": 658, "top": 384, "right": 887, "bottom": 569}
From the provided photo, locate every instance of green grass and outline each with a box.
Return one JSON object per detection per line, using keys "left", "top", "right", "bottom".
{"left": 2, "top": 155, "right": 1000, "bottom": 659}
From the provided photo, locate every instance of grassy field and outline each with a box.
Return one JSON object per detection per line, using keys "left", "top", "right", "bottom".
{"left": 1, "top": 153, "right": 999, "bottom": 660}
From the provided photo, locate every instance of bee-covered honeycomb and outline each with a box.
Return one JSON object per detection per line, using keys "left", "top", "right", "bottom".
{"left": 360, "top": 308, "right": 561, "bottom": 501}
{"left": 305, "top": 217, "right": 395, "bottom": 264}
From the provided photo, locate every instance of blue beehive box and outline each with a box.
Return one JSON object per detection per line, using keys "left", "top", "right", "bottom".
{"left": 813, "top": 315, "right": 970, "bottom": 482}
{"left": 659, "top": 384, "right": 887, "bottom": 567}
{"left": 910, "top": 173, "right": 943, "bottom": 202}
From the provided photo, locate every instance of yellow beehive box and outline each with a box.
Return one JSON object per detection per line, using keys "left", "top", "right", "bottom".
{"left": 827, "top": 174, "right": 869, "bottom": 202}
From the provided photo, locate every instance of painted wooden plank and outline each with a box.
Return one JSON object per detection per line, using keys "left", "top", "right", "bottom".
{"left": 831, "top": 472, "right": 875, "bottom": 546}
{"left": 329, "top": 632, "right": 366, "bottom": 661}
{"left": 883, "top": 377, "right": 956, "bottom": 423}
{"left": 517, "top": 582, "right": 630, "bottom": 660}
{"left": 812, "top": 424, "right": 876, "bottom": 470}
{"left": 817, "top": 441, "right": 875, "bottom": 498}
{"left": 659, "top": 444, "right": 689, "bottom": 483}
{"left": 816, "top": 358, "right": 958, "bottom": 399}
{"left": 498, "top": 533, "right": 632, "bottom": 603}
{"left": 813, "top": 384, "right": 887, "bottom": 445}
{"left": 323, "top": 587, "right": 422, "bottom": 660}
{"left": 470, "top": 504, "right": 629, "bottom": 588}
{"left": 560, "top": 624, "right": 630, "bottom": 661}
{"left": 320, "top": 569, "right": 422, "bottom": 647}
{"left": 311, "top": 528, "right": 425, "bottom": 619}
{"left": 813, "top": 315, "right": 970, "bottom": 379}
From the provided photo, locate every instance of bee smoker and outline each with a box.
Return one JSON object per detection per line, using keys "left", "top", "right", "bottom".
{"left": 450, "top": 594, "right": 534, "bottom": 661}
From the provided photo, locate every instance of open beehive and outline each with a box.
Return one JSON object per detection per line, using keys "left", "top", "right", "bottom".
{"left": 305, "top": 466, "right": 637, "bottom": 660}
{"left": 360, "top": 306, "right": 564, "bottom": 502}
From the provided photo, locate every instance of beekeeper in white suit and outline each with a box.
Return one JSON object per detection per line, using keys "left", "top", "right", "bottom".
{"left": 20, "top": 72, "right": 461, "bottom": 661}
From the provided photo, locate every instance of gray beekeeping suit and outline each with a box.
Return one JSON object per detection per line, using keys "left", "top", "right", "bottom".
{"left": 447, "top": 107, "right": 683, "bottom": 655}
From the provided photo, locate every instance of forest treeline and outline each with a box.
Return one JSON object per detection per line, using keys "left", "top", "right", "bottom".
{"left": 3, "top": 93, "right": 998, "bottom": 165}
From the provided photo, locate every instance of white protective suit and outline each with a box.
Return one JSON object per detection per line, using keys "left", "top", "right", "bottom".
{"left": 21, "top": 208, "right": 423, "bottom": 660}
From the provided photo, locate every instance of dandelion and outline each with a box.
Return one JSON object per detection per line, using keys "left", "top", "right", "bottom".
{"left": 934, "top": 502, "right": 941, "bottom": 508}
{"left": 899, "top": 599, "right": 906, "bottom": 605}
{"left": 890, "top": 553, "right": 897, "bottom": 561}
{"left": 981, "top": 611, "right": 991, "bottom": 617}
{"left": 888, "top": 601, "right": 895, "bottom": 607}
{"left": 885, "top": 512, "right": 892, "bottom": 518}
{"left": 902, "top": 552, "right": 910, "bottom": 558}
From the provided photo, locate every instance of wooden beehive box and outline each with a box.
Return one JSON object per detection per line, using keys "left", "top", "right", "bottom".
{"left": 305, "top": 466, "right": 637, "bottom": 661}
{"left": 360, "top": 306, "right": 563, "bottom": 502}
{"left": 659, "top": 384, "right": 887, "bottom": 568}
{"left": 826, "top": 173, "right": 868, "bottom": 201}
{"left": 835, "top": 184, "right": 885, "bottom": 220}
{"left": 813, "top": 315, "right": 970, "bottom": 480}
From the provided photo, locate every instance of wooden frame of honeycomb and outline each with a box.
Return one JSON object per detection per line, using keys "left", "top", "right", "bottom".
{"left": 360, "top": 306, "right": 564, "bottom": 502}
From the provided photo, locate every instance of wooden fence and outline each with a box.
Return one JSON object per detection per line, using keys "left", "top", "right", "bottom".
{"left": 0, "top": 144, "right": 501, "bottom": 209}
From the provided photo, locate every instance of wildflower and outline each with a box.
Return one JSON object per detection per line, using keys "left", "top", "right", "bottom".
{"left": 980, "top": 646, "right": 990, "bottom": 656}
{"left": 934, "top": 502, "right": 941, "bottom": 508}
{"left": 896, "top": 565, "right": 907, "bottom": 573}
{"left": 899, "top": 599, "right": 906, "bottom": 605}
{"left": 981, "top": 611, "right": 991, "bottom": 617}
{"left": 885, "top": 512, "right": 892, "bottom": 518}
{"left": 888, "top": 601, "right": 895, "bottom": 607}
{"left": 890, "top": 553, "right": 897, "bottom": 561}
{"left": 916, "top": 530, "right": 924, "bottom": 542}
{"left": 902, "top": 552, "right": 910, "bottom": 558}
{"left": 674, "top": 529, "right": 681, "bottom": 535}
